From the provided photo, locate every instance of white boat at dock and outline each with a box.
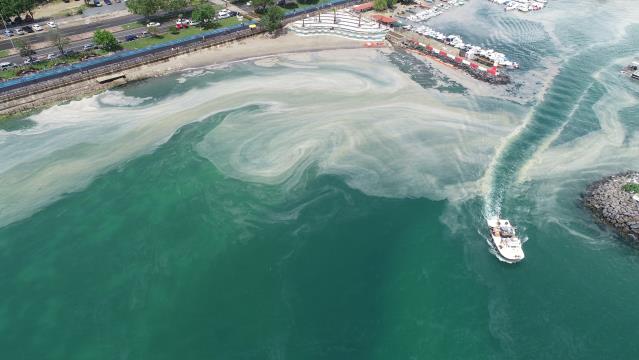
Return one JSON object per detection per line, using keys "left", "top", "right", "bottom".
{"left": 403, "top": 25, "right": 520, "bottom": 69}
{"left": 487, "top": 0, "right": 548, "bottom": 12}
{"left": 487, "top": 217, "right": 525, "bottom": 263}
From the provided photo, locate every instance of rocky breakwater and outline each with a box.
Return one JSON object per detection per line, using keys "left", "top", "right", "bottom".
{"left": 584, "top": 172, "right": 639, "bottom": 241}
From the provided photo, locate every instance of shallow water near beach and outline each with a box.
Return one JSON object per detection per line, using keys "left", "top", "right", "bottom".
{"left": 2, "top": 0, "right": 639, "bottom": 358}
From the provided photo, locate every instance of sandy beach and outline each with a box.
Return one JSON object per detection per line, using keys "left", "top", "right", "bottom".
{"left": 124, "top": 32, "right": 369, "bottom": 82}
{"left": 0, "top": 32, "right": 372, "bottom": 118}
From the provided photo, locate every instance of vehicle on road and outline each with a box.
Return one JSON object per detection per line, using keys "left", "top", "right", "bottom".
{"left": 14, "top": 28, "right": 25, "bottom": 35}
{"left": 22, "top": 26, "right": 34, "bottom": 33}
{"left": 146, "top": 22, "right": 161, "bottom": 27}
{"left": 217, "top": 10, "right": 232, "bottom": 19}
{"left": 82, "top": 43, "right": 95, "bottom": 51}
{"left": 3, "top": 30, "right": 13, "bottom": 37}
{"left": 176, "top": 19, "right": 189, "bottom": 29}
{"left": 23, "top": 58, "right": 35, "bottom": 65}
{"left": 47, "top": 53, "right": 57, "bottom": 60}
{"left": 47, "top": 21, "right": 57, "bottom": 28}
{"left": 125, "top": 34, "right": 138, "bottom": 41}
{"left": 32, "top": 24, "right": 43, "bottom": 31}
{"left": 246, "top": 1, "right": 251, "bottom": 5}
{"left": 0, "top": 62, "right": 15, "bottom": 70}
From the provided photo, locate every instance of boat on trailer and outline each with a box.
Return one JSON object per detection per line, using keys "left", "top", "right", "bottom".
{"left": 487, "top": 217, "right": 525, "bottom": 263}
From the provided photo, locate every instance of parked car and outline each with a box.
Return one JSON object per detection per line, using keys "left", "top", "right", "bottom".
{"left": 93, "top": 0, "right": 102, "bottom": 6}
{"left": 23, "top": 58, "right": 34, "bottom": 65}
{"left": 124, "top": 34, "right": 138, "bottom": 41}
{"left": 146, "top": 22, "right": 160, "bottom": 27}
{"left": 82, "top": 43, "right": 95, "bottom": 51}
{"left": 47, "top": 21, "right": 57, "bottom": 28}
{"left": 0, "top": 62, "right": 15, "bottom": 70}
{"left": 246, "top": 1, "right": 251, "bottom": 5}
{"left": 21, "top": 26, "right": 34, "bottom": 33}
{"left": 3, "top": 30, "right": 13, "bottom": 37}
{"left": 176, "top": 19, "right": 189, "bottom": 29}
{"left": 189, "top": 19, "right": 200, "bottom": 26}
{"left": 46, "top": 53, "right": 57, "bottom": 60}
{"left": 217, "top": 10, "right": 231, "bottom": 19}
{"left": 14, "top": 28, "right": 25, "bottom": 35}
{"left": 104, "top": 0, "right": 112, "bottom": 4}
{"left": 32, "top": 24, "right": 43, "bottom": 31}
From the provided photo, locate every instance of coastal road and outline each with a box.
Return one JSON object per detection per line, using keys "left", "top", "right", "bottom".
{"left": 0, "top": 22, "right": 179, "bottom": 65}
{"left": 0, "top": 14, "right": 144, "bottom": 52}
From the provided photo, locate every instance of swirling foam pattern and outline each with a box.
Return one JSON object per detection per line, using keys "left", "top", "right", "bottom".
{"left": 0, "top": 50, "right": 517, "bottom": 227}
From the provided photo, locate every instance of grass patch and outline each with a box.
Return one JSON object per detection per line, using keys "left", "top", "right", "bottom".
{"left": 623, "top": 183, "right": 639, "bottom": 194}
{"left": 0, "top": 49, "right": 9, "bottom": 58}
{"left": 54, "top": 4, "right": 87, "bottom": 17}
{"left": 0, "top": 69, "right": 19, "bottom": 80}
{"left": 218, "top": 17, "right": 242, "bottom": 27}
{"left": 122, "top": 21, "right": 146, "bottom": 30}
{"left": 121, "top": 19, "right": 241, "bottom": 50}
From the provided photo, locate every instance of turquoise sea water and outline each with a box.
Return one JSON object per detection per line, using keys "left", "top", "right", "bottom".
{"left": 2, "top": 1, "right": 639, "bottom": 358}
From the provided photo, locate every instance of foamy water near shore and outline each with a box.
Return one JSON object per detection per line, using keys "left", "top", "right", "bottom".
{"left": 3, "top": 2, "right": 639, "bottom": 358}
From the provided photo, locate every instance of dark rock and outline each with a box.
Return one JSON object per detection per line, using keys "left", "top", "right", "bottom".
{"left": 584, "top": 171, "right": 639, "bottom": 241}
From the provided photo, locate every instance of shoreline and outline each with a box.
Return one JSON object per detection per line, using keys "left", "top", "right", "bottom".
{"left": 122, "top": 32, "right": 368, "bottom": 82}
{"left": 0, "top": 32, "right": 367, "bottom": 122}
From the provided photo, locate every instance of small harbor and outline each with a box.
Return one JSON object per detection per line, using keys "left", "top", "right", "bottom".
{"left": 287, "top": 2, "right": 520, "bottom": 85}
{"left": 388, "top": 25, "right": 519, "bottom": 84}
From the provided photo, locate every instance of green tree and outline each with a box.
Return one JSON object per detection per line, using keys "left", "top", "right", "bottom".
{"left": 125, "top": 0, "right": 164, "bottom": 18}
{"left": 260, "top": 5, "right": 284, "bottom": 33}
{"left": 15, "top": 38, "right": 35, "bottom": 58}
{"left": 50, "top": 30, "right": 70, "bottom": 55}
{"left": 373, "top": 0, "right": 387, "bottom": 11}
{"left": 0, "top": 0, "right": 37, "bottom": 19}
{"left": 252, "top": 0, "right": 274, "bottom": 13}
{"left": 126, "top": 0, "right": 191, "bottom": 18}
{"left": 93, "top": 29, "right": 120, "bottom": 51}
{"left": 164, "top": 0, "right": 189, "bottom": 13}
{"left": 192, "top": 2, "right": 218, "bottom": 29}
{"left": 147, "top": 24, "right": 160, "bottom": 37}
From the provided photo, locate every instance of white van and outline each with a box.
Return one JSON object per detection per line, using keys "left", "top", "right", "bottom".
{"left": 0, "top": 62, "right": 15, "bottom": 71}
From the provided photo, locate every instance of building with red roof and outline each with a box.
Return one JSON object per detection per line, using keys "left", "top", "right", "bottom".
{"left": 353, "top": 2, "right": 373, "bottom": 12}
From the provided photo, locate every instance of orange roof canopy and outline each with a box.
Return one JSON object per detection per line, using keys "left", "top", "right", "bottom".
{"left": 371, "top": 15, "right": 398, "bottom": 24}
{"left": 353, "top": 2, "right": 373, "bottom": 11}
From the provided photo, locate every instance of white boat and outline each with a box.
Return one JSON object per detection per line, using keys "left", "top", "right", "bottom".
{"left": 487, "top": 218, "right": 525, "bottom": 263}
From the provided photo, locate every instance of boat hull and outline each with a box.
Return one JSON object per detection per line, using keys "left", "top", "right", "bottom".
{"left": 487, "top": 218, "right": 525, "bottom": 263}
{"left": 489, "top": 235, "right": 525, "bottom": 263}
